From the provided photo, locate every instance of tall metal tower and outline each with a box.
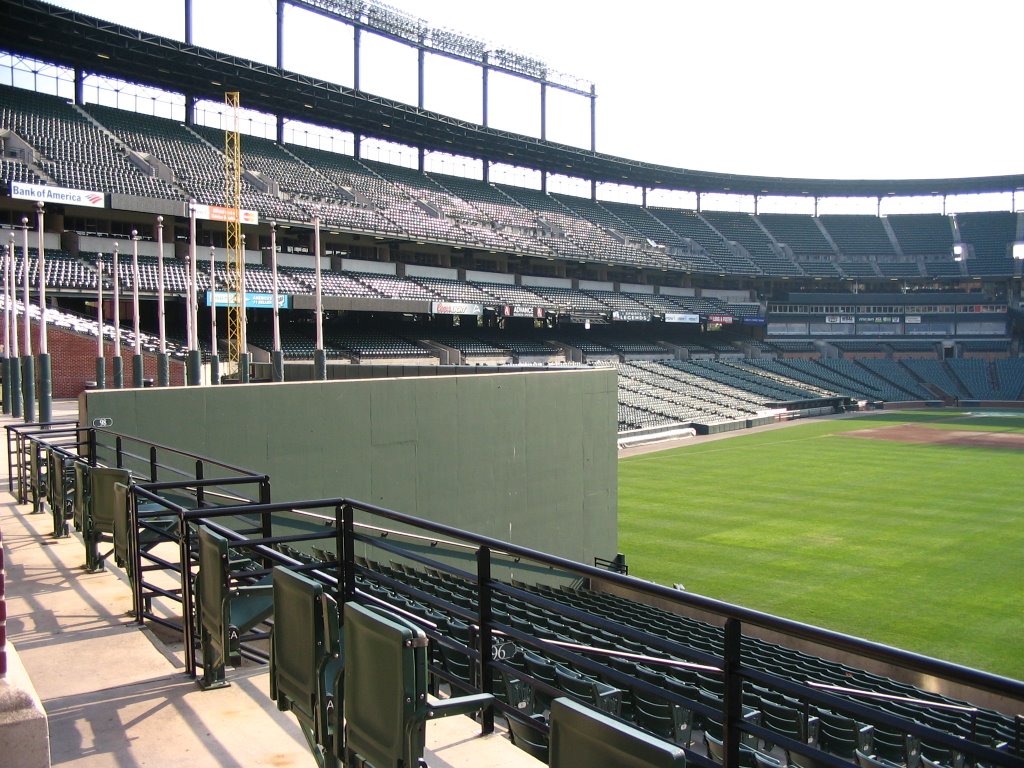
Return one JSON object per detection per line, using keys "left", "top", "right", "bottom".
{"left": 224, "top": 91, "right": 245, "bottom": 375}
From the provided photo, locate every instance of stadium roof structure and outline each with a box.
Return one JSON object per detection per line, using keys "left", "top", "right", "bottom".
{"left": 3, "top": 0, "right": 1024, "bottom": 200}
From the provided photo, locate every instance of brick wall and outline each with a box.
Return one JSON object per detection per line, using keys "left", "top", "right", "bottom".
{"left": 18, "top": 319, "right": 185, "bottom": 398}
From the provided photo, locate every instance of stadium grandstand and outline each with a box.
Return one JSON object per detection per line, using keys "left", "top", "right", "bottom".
{"left": 0, "top": 1, "right": 1022, "bottom": 768}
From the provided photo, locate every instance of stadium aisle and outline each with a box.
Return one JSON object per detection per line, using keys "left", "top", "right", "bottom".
{"left": 0, "top": 399, "right": 536, "bottom": 768}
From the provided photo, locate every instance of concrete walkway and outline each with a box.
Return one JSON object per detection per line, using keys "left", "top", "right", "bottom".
{"left": 1, "top": 399, "right": 536, "bottom": 768}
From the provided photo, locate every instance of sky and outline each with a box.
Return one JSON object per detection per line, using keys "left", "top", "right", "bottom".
{"left": 34, "top": 0, "right": 1024, "bottom": 186}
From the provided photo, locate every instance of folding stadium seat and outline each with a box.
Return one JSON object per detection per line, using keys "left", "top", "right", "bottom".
{"left": 554, "top": 664, "right": 623, "bottom": 717}
{"left": 632, "top": 683, "right": 695, "bottom": 747}
{"left": 814, "top": 708, "right": 875, "bottom": 761}
{"left": 507, "top": 713, "right": 550, "bottom": 762}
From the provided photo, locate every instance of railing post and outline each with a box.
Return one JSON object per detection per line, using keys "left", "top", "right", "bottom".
{"left": 259, "top": 478, "right": 273, "bottom": 569}
{"left": 15, "top": 432, "right": 25, "bottom": 504}
{"left": 149, "top": 445, "right": 158, "bottom": 482}
{"left": 475, "top": 545, "right": 495, "bottom": 735}
{"left": 130, "top": 487, "right": 144, "bottom": 623}
{"left": 195, "top": 460, "right": 204, "bottom": 507}
{"left": 87, "top": 428, "right": 97, "bottom": 467}
{"left": 6, "top": 426, "right": 14, "bottom": 493}
{"left": 340, "top": 502, "right": 356, "bottom": 604}
{"left": 180, "top": 515, "right": 196, "bottom": 678}
{"left": 115, "top": 435, "right": 123, "bottom": 468}
{"left": 723, "top": 617, "right": 743, "bottom": 768}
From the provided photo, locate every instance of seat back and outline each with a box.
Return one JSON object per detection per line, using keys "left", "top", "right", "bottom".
{"left": 549, "top": 696, "right": 687, "bottom": 768}
{"left": 343, "top": 600, "right": 425, "bottom": 768}
{"left": 198, "top": 525, "right": 230, "bottom": 656}
{"left": 72, "top": 460, "right": 89, "bottom": 530}
{"left": 113, "top": 481, "right": 132, "bottom": 570}
{"left": 28, "top": 441, "right": 46, "bottom": 511}
{"left": 508, "top": 713, "right": 550, "bottom": 762}
{"left": 47, "top": 449, "right": 74, "bottom": 537}
{"left": 269, "top": 566, "right": 342, "bottom": 763}
{"left": 270, "top": 566, "right": 325, "bottom": 723}
{"left": 89, "top": 466, "right": 131, "bottom": 534}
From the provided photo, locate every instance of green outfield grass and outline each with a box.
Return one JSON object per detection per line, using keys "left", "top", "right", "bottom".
{"left": 618, "top": 410, "right": 1024, "bottom": 680}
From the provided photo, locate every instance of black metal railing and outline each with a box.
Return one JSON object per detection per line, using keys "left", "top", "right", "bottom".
{"left": 8, "top": 425, "right": 1023, "bottom": 768}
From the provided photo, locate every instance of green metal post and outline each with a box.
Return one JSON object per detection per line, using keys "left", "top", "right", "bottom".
{"left": 1, "top": 357, "right": 10, "bottom": 415}
{"left": 21, "top": 354, "right": 35, "bottom": 423}
{"left": 132, "top": 353, "right": 145, "bottom": 388}
{"left": 9, "top": 358, "right": 21, "bottom": 417}
{"left": 37, "top": 352, "right": 51, "bottom": 424}
{"left": 157, "top": 352, "right": 169, "bottom": 387}
{"left": 271, "top": 349, "right": 284, "bottom": 382}
{"left": 112, "top": 355, "right": 124, "bottom": 389}
{"left": 239, "top": 352, "right": 251, "bottom": 383}
{"left": 187, "top": 349, "right": 202, "bottom": 386}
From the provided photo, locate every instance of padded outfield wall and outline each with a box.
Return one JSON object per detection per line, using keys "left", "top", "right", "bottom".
{"left": 80, "top": 368, "right": 618, "bottom": 565}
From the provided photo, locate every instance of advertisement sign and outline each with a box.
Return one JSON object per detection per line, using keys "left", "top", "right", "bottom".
{"left": 611, "top": 310, "right": 652, "bottom": 322}
{"left": 10, "top": 181, "right": 105, "bottom": 208}
{"left": 206, "top": 291, "right": 289, "bottom": 309}
{"left": 826, "top": 315, "right": 856, "bottom": 324}
{"left": 664, "top": 312, "right": 700, "bottom": 324}
{"left": 707, "top": 314, "right": 734, "bottom": 324}
{"left": 432, "top": 301, "right": 483, "bottom": 316}
{"left": 502, "top": 305, "right": 545, "bottom": 319}
{"left": 191, "top": 203, "right": 259, "bottom": 225}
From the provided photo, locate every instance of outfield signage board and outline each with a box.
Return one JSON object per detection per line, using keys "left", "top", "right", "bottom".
{"left": 826, "top": 315, "right": 855, "bottom": 324}
{"left": 742, "top": 316, "right": 766, "bottom": 325}
{"left": 859, "top": 315, "right": 900, "bottom": 323}
{"left": 206, "top": 290, "right": 289, "bottom": 309}
{"left": 707, "top": 314, "right": 734, "bottom": 324}
{"left": 502, "top": 305, "right": 545, "bottom": 318}
{"left": 611, "top": 310, "right": 652, "bottom": 322}
{"left": 664, "top": 312, "right": 700, "bottom": 324}
{"left": 432, "top": 301, "right": 483, "bottom": 316}
{"left": 10, "top": 181, "right": 105, "bottom": 208}
{"left": 191, "top": 203, "right": 259, "bottom": 225}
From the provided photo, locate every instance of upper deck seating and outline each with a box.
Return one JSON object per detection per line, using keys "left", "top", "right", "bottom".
{"left": 702, "top": 210, "right": 802, "bottom": 276}
{"left": 886, "top": 214, "right": 954, "bottom": 256}
{"left": 2, "top": 87, "right": 179, "bottom": 199}
{"left": 955, "top": 211, "right": 1017, "bottom": 276}
{"left": 819, "top": 215, "right": 897, "bottom": 257}
{"left": 758, "top": 214, "right": 836, "bottom": 259}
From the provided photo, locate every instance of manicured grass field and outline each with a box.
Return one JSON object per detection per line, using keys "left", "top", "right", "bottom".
{"left": 618, "top": 410, "right": 1024, "bottom": 680}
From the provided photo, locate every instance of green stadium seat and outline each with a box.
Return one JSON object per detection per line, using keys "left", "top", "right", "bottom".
{"left": 342, "top": 600, "right": 493, "bottom": 768}
{"left": 548, "top": 696, "right": 686, "bottom": 768}
{"left": 554, "top": 663, "right": 624, "bottom": 717}
{"left": 633, "top": 684, "right": 694, "bottom": 748}
{"left": 507, "top": 713, "right": 550, "bottom": 762}
{"left": 813, "top": 708, "right": 875, "bottom": 761}
{"left": 83, "top": 466, "right": 131, "bottom": 572}
{"left": 195, "top": 526, "right": 274, "bottom": 690}
{"left": 269, "top": 566, "right": 344, "bottom": 768}
{"left": 72, "top": 460, "right": 89, "bottom": 532}
{"left": 856, "top": 748, "right": 906, "bottom": 768}
{"left": 46, "top": 447, "right": 75, "bottom": 538}
{"left": 27, "top": 439, "right": 47, "bottom": 514}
